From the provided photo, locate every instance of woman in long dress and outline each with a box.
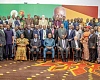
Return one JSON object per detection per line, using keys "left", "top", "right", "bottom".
{"left": 15, "top": 34, "right": 29, "bottom": 61}
{"left": 81, "top": 26, "right": 90, "bottom": 60}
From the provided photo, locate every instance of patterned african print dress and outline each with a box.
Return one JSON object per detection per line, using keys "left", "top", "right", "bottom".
{"left": 81, "top": 31, "right": 90, "bottom": 60}
{"left": 15, "top": 38, "right": 29, "bottom": 60}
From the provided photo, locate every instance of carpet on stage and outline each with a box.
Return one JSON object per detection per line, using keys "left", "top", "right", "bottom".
{"left": 0, "top": 60, "right": 100, "bottom": 80}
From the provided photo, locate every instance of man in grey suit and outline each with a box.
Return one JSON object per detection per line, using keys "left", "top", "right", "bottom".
{"left": 58, "top": 23, "right": 67, "bottom": 40}
{"left": 30, "top": 34, "right": 41, "bottom": 61}
{"left": 0, "top": 24, "right": 6, "bottom": 61}
{"left": 71, "top": 36, "right": 82, "bottom": 63}
{"left": 58, "top": 35, "right": 69, "bottom": 62}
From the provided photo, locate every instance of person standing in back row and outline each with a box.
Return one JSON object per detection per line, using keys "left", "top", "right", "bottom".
{"left": 5, "top": 24, "right": 14, "bottom": 60}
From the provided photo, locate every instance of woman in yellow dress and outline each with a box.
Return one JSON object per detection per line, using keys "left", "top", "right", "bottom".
{"left": 15, "top": 34, "right": 29, "bottom": 61}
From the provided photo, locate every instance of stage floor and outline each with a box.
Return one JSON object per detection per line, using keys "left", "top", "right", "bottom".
{"left": 0, "top": 60, "right": 100, "bottom": 80}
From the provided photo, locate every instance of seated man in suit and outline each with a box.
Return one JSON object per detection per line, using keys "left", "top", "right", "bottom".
{"left": 71, "top": 36, "right": 82, "bottom": 63}
{"left": 58, "top": 35, "right": 69, "bottom": 62}
{"left": 30, "top": 34, "right": 41, "bottom": 61}
{"left": 43, "top": 33, "right": 55, "bottom": 62}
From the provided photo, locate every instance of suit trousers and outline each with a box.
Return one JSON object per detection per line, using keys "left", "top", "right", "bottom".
{"left": 0, "top": 46, "right": 3, "bottom": 60}
{"left": 74, "top": 49, "right": 82, "bottom": 60}
{"left": 60, "top": 48, "right": 69, "bottom": 59}
{"left": 30, "top": 48, "right": 39, "bottom": 59}
{"left": 43, "top": 48, "right": 55, "bottom": 58}
{"left": 68, "top": 41, "right": 73, "bottom": 59}
{"left": 89, "top": 48, "right": 96, "bottom": 61}
{"left": 6, "top": 44, "right": 12, "bottom": 59}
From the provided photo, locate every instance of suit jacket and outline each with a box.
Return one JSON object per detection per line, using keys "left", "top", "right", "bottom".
{"left": 54, "top": 20, "right": 62, "bottom": 28}
{"left": 25, "top": 18, "right": 33, "bottom": 26}
{"left": 58, "top": 28, "right": 67, "bottom": 39}
{"left": 30, "top": 39, "right": 41, "bottom": 48}
{"left": 33, "top": 18, "right": 39, "bottom": 25}
{"left": 33, "top": 29, "right": 40, "bottom": 37}
{"left": 67, "top": 29, "right": 75, "bottom": 40}
{"left": 24, "top": 30, "right": 33, "bottom": 42}
{"left": 39, "top": 20, "right": 48, "bottom": 26}
{"left": 71, "top": 40, "right": 81, "bottom": 50}
{"left": 0, "top": 29, "right": 6, "bottom": 46}
{"left": 14, "top": 20, "right": 20, "bottom": 26}
{"left": 58, "top": 39, "right": 69, "bottom": 49}
{"left": 88, "top": 33, "right": 97, "bottom": 48}
{"left": 16, "top": 30, "right": 22, "bottom": 38}
{"left": 54, "top": 29, "right": 58, "bottom": 43}
{"left": 39, "top": 29, "right": 48, "bottom": 40}
{"left": 46, "top": 29, "right": 52, "bottom": 37}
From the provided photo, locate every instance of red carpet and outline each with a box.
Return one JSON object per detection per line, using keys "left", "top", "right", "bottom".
{"left": 0, "top": 60, "right": 100, "bottom": 80}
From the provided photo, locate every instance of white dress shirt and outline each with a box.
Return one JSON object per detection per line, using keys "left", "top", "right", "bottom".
{"left": 43, "top": 30, "right": 46, "bottom": 40}
{"left": 62, "top": 39, "right": 66, "bottom": 49}
{"left": 69, "top": 29, "right": 72, "bottom": 36}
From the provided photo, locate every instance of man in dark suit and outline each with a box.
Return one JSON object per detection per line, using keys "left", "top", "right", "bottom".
{"left": 67, "top": 25, "right": 75, "bottom": 59}
{"left": 71, "top": 36, "right": 82, "bottom": 63}
{"left": 24, "top": 26, "right": 33, "bottom": 42}
{"left": 0, "top": 24, "right": 6, "bottom": 61}
{"left": 58, "top": 23, "right": 67, "bottom": 40}
{"left": 30, "top": 34, "right": 41, "bottom": 61}
{"left": 58, "top": 35, "right": 69, "bottom": 62}
{"left": 88, "top": 29, "right": 97, "bottom": 63}
{"left": 39, "top": 25, "right": 48, "bottom": 46}
{"left": 33, "top": 25, "right": 40, "bottom": 39}
{"left": 46, "top": 25, "right": 52, "bottom": 37}
{"left": 24, "top": 26, "right": 33, "bottom": 60}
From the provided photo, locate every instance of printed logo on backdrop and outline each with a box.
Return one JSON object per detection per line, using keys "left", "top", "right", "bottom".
{"left": 10, "top": 10, "right": 18, "bottom": 17}
{"left": 19, "top": 10, "right": 25, "bottom": 16}
{"left": 54, "top": 6, "right": 66, "bottom": 18}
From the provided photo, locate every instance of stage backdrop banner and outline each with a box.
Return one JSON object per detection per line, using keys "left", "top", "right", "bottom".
{"left": 0, "top": 4, "right": 98, "bottom": 20}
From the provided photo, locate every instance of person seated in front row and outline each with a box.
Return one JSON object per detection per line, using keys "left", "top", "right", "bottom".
{"left": 43, "top": 33, "right": 55, "bottom": 62}
{"left": 30, "top": 34, "right": 41, "bottom": 61}
{"left": 15, "top": 34, "right": 29, "bottom": 61}
{"left": 58, "top": 35, "right": 69, "bottom": 62}
{"left": 71, "top": 36, "right": 82, "bottom": 63}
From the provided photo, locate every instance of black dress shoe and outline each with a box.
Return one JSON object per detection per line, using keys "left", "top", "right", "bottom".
{"left": 52, "top": 58, "right": 55, "bottom": 62}
{"left": 88, "top": 60, "right": 92, "bottom": 62}
{"left": 75, "top": 60, "right": 78, "bottom": 63}
{"left": 91, "top": 61, "right": 95, "bottom": 63}
{"left": 44, "top": 58, "right": 46, "bottom": 62}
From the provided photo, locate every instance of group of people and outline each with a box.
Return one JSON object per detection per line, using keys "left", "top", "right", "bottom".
{"left": 0, "top": 14, "right": 100, "bottom": 64}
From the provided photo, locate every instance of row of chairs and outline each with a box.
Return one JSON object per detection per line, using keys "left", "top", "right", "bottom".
{"left": 27, "top": 47, "right": 83, "bottom": 61}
